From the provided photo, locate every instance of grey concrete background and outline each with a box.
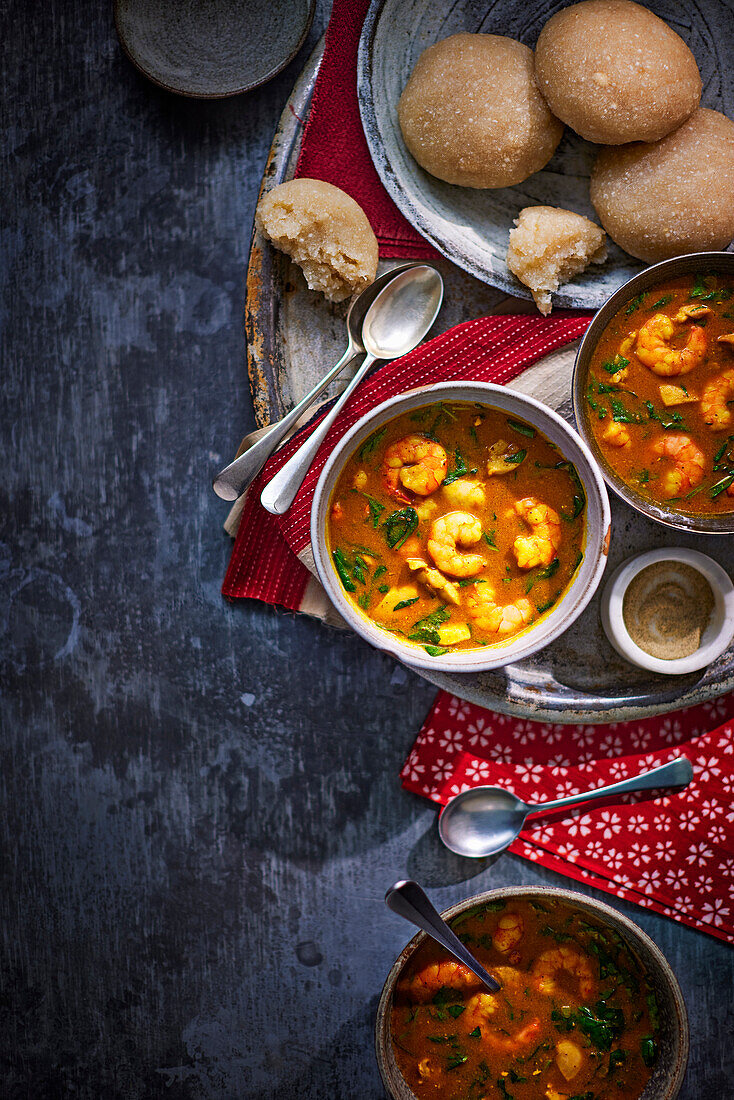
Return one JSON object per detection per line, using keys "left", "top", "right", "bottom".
{"left": 1, "top": 1, "right": 732, "bottom": 1097}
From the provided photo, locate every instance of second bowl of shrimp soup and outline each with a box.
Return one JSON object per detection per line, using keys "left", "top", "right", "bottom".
{"left": 310, "top": 382, "right": 611, "bottom": 672}
{"left": 573, "top": 251, "right": 734, "bottom": 534}
{"left": 375, "top": 887, "right": 689, "bottom": 1100}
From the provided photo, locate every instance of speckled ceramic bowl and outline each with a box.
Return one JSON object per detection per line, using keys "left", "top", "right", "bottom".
{"left": 573, "top": 252, "right": 734, "bottom": 535}
{"left": 310, "top": 381, "right": 611, "bottom": 673}
{"left": 376, "top": 886, "right": 689, "bottom": 1100}
{"left": 114, "top": 0, "right": 314, "bottom": 98}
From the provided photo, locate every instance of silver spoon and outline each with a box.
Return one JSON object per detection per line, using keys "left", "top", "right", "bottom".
{"left": 438, "top": 756, "right": 693, "bottom": 859}
{"left": 385, "top": 879, "right": 500, "bottom": 993}
{"left": 260, "top": 264, "right": 444, "bottom": 515}
{"left": 211, "top": 264, "right": 422, "bottom": 502}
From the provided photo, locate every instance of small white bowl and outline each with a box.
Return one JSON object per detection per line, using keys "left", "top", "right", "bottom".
{"left": 600, "top": 548, "right": 734, "bottom": 675}
{"left": 311, "top": 381, "right": 611, "bottom": 673}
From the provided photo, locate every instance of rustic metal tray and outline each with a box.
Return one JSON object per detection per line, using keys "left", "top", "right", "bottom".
{"left": 244, "top": 40, "right": 734, "bottom": 723}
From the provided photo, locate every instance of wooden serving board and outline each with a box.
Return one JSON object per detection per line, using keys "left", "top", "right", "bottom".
{"left": 243, "top": 40, "right": 734, "bottom": 723}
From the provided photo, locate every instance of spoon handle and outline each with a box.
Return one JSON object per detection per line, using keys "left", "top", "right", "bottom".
{"left": 385, "top": 880, "right": 501, "bottom": 994}
{"left": 212, "top": 343, "right": 360, "bottom": 502}
{"left": 260, "top": 353, "right": 376, "bottom": 515}
{"left": 528, "top": 757, "right": 693, "bottom": 816}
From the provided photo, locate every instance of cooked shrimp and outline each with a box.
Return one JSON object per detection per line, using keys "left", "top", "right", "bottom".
{"left": 381, "top": 435, "right": 447, "bottom": 498}
{"left": 602, "top": 422, "right": 630, "bottom": 447}
{"left": 718, "top": 333, "right": 734, "bottom": 349}
{"left": 651, "top": 433, "right": 705, "bottom": 497}
{"left": 463, "top": 991, "right": 498, "bottom": 1029}
{"left": 405, "top": 557, "right": 461, "bottom": 606}
{"left": 513, "top": 498, "right": 562, "bottom": 569}
{"left": 466, "top": 586, "right": 534, "bottom": 638}
{"left": 635, "top": 313, "right": 707, "bottom": 377}
{"left": 674, "top": 304, "right": 711, "bottom": 323}
{"left": 483, "top": 1018, "right": 542, "bottom": 1054}
{"left": 532, "top": 946, "right": 596, "bottom": 1000}
{"left": 462, "top": 967, "right": 523, "bottom": 1030}
{"left": 493, "top": 912, "right": 524, "bottom": 954}
{"left": 427, "top": 512, "right": 484, "bottom": 578}
{"left": 398, "top": 959, "right": 482, "bottom": 1003}
{"left": 701, "top": 369, "right": 734, "bottom": 431}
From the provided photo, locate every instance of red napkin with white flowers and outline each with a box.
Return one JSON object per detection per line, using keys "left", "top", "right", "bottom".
{"left": 402, "top": 692, "right": 734, "bottom": 945}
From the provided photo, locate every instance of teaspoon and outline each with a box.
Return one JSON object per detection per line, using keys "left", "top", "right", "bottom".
{"left": 260, "top": 264, "right": 444, "bottom": 515}
{"left": 211, "top": 264, "right": 422, "bottom": 502}
{"left": 385, "top": 879, "right": 500, "bottom": 993}
{"left": 438, "top": 756, "right": 693, "bottom": 859}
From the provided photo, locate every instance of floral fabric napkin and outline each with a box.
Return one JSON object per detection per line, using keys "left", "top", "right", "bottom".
{"left": 402, "top": 691, "right": 734, "bottom": 945}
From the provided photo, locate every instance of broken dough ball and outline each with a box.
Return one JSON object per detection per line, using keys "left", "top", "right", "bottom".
{"left": 255, "top": 179, "right": 378, "bottom": 301}
{"left": 398, "top": 34, "right": 563, "bottom": 189}
{"left": 535, "top": 0, "right": 701, "bottom": 144}
{"left": 590, "top": 108, "right": 734, "bottom": 263}
{"left": 507, "top": 206, "right": 607, "bottom": 315}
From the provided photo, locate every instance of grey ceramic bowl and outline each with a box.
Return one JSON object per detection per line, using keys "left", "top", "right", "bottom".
{"left": 573, "top": 251, "right": 734, "bottom": 535}
{"left": 114, "top": 0, "right": 314, "bottom": 98}
{"left": 376, "top": 886, "right": 689, "bottom": 1100}
{"left": 310, "top": 381, "right": 611, "bottom": 673}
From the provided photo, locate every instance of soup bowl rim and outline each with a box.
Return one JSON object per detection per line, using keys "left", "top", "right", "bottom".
{"left": 310, "top": 380, "right": 611, "bottom": 673}
{"left": 572, "top": 250, "right": 734, "bottom": 535}
{"left": 375, "top": 884, "right": 689, "bottom": 1100}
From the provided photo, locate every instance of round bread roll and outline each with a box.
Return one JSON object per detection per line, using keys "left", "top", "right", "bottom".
{"left": 255, "top": 179, "right": 378, "bottom": 302}
{"left": 590, "top": 108, "right": 734, "bottom": 263}
{"left": 398, "top": 34, "right": 563, "bottom": 189}
{"left": 535, "top": 0, "right": 701, "bottom": 144}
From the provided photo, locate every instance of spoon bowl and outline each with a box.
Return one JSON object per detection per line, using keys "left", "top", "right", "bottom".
{"left": 438, "top": 757, "right": 693, "bottom": 859}
{"left": 438, "top": 787, "right": 528, "bottom": 859}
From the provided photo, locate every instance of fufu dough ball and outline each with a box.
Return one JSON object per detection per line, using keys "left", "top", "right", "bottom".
{"left": 535, "top": 0, "right": 701, "bottom": 144}
{"left": 398, "top": 34, "right": 563, "bottom": 189}
{"left": 255, "top": 179, "right": 378, "bottom": 302}
{"left": 590, "top": 108, "right": 734, "bottom": 263}
{"left": 507, "top": 206, "right": 607, "bottom": 314}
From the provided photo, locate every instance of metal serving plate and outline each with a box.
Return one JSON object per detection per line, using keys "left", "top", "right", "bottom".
{"left": 244, "top": 39, "right": 734, "bottom": 723}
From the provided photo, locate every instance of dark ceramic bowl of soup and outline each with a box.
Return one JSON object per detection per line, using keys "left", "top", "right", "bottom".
{"left": 310, "top": 382, "right": 611, "bottom": 672}
{"left": 573, "top": 252, "right": 734, "bottom": 534}
{"left": 376, "top": 887, "right": 688, "bottom": 1100}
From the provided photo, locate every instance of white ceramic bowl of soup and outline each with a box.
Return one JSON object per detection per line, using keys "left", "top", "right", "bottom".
{"left": 310, "top": 382, "right": 611, "bottom": 672}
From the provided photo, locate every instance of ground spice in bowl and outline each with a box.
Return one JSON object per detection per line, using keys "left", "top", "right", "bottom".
{"left": 622, "top": 561, "right": 715, "bottom": 661}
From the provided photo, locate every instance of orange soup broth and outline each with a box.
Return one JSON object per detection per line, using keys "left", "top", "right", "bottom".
{"left": 326, "top": 402, "right": 586, "bottom": 656}
{"left": 391, "top": 898, "right": 660, "bottom": 1100}
{"left": 588, "top": 272, "right": 734, "bottom": 513}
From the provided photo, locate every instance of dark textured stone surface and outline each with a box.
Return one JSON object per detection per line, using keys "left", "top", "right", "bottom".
{"left": 1, "top": 2, "right": 732, "bottom": 1097}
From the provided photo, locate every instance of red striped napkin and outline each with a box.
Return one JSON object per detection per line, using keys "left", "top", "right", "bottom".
{"left": 402, "top": 692, "right": 734, "bottom": 945}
